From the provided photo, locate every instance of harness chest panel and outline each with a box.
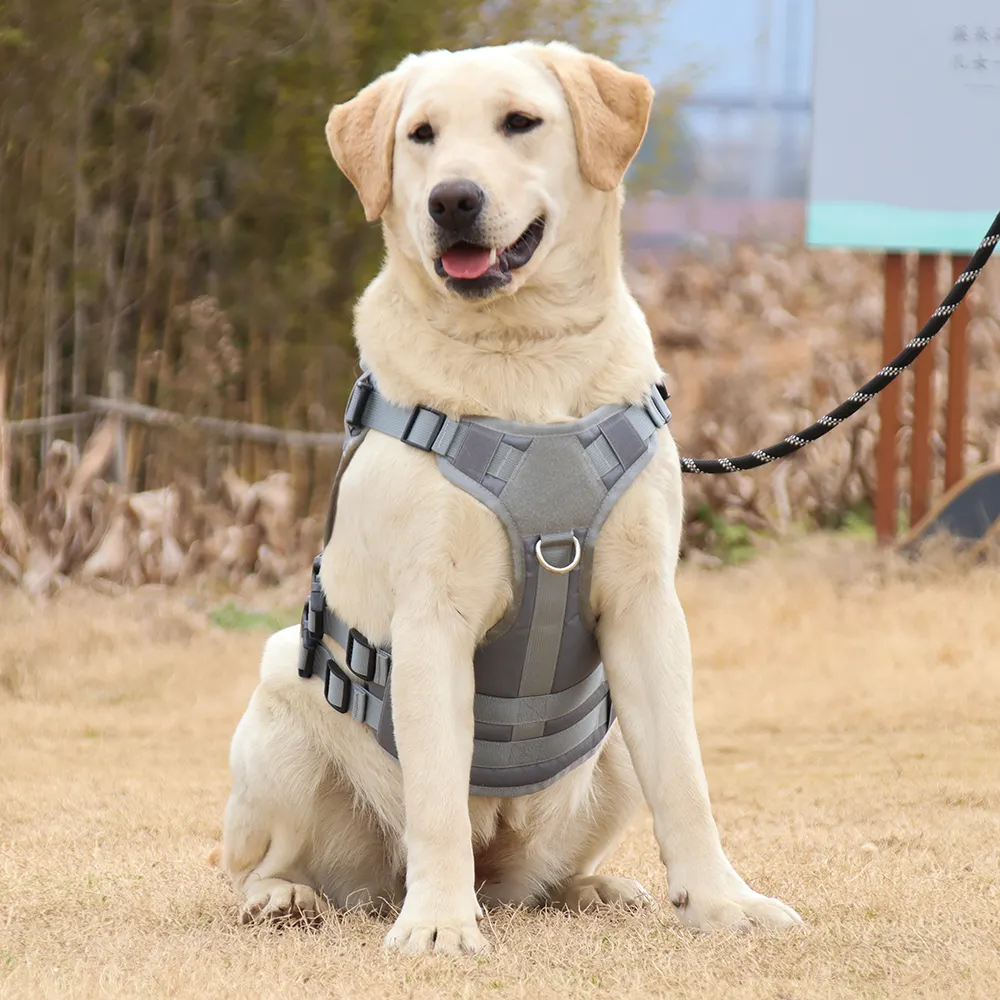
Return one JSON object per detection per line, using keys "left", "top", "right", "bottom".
{"left": 298, "top": 371, "right": 671, "bottom": 797}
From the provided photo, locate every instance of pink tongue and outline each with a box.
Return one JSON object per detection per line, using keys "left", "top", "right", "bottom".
{"left": 441, "top": 246, "right": 492, "bottom": 279}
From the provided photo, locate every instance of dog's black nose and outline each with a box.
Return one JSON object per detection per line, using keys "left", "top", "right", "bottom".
{"left": 428, "top": 180, "right": 485, "bottom": 231}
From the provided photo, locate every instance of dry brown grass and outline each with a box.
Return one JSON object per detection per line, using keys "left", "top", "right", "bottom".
{"left": 3, "top": 537, "right": 1000, "bottom": 999}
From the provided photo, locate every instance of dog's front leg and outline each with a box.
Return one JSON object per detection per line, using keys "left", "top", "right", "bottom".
{"left": 598, "top": 574, "right": 802, "bottom": 933}
{"left": 382, "top": 603, "right": 489, "bottom": 956}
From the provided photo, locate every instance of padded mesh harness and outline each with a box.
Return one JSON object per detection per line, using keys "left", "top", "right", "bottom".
{"left": 298, "top": 370, "right": 671, "bottom": 797}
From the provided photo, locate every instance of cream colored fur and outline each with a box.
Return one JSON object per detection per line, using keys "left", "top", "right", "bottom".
{"left": 220, "top": 39, "right": 801, "bottom": 956}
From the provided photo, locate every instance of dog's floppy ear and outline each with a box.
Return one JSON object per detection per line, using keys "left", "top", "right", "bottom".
{"left": 538, "top": 45, "right": 654, "bottom": 192}
{"left": 326, "top": 69, "right": 408, "bottom": 222}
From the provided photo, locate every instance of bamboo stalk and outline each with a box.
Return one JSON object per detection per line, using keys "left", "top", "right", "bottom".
{"left": 247, "top": 319, "right": 267, "bottom": 482}
{"left": 72, "top": 88, "right": 90, "bottom": 452}
{"left": 0, "top": 362, "right": 10, "bottom": 506}
{"left": 104, "top": 126, "right": 157, "bottom": 387}
{"left": 127, "top": 174, "right": 165, "bottom": 489}
{"left": 42, "top": 226, "right": 59, "bottom": 457}
{"left": 18, "top": 168, "right": 50, "bottom": 503}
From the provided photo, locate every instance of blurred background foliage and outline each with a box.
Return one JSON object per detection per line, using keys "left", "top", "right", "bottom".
{"left": 0, "top": 0, "right": 679, "bottom": 506}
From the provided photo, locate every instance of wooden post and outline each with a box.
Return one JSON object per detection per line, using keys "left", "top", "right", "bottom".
{"left": 944, "top": 254, "right": 970, "bottom": 491}
{"left": 875, "top": 253, "right": 905, "bottom": 544}
{"left": 909, "top": 254, "right": 939, "bottom": 527}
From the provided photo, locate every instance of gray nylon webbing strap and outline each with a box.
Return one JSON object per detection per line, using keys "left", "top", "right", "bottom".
{"left": 583, "top": 400, "right": 664, "bottom": 482}
{"left": 512, "top": 531, "right": 576, "bottom": 740}
{"left": 473, "top": 664, "right": 608, "bottom": 726}
{"left": 323, "top": 608, "right": 351, "bottom": 649}
{"left": 323, "top": 609, "right": 391, "bottom": 687}
{"left": 357, "top": 389, "right": 414, "bottom": 439}
{"left": 486, "top": 441, "right": 525, "bottom": 482}
{"left": 349, "top": 682, "right": 383, "bottom": 728}
{"left": 472, "top": 696, "right": 611, "bottom": 768}
{"left": 353, "top": 384, "right": 461, "bottom": 455}
{"left": 584, "top": 435, "right": 619, "bottom": 478}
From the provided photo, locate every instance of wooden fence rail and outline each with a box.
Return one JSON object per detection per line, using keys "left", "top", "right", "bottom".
{"left": 5, "top": 396, "right": 345, "bottom": 450}
{"left": 7, "top": 413, "right": 86, "bottom": 436}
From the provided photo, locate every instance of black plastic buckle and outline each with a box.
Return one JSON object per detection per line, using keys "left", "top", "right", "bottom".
{"left": 298, "top": 600, "right": 318, "bottom": 678}
{"left": 323, "top": 659, "right": 352, "bottom": 713}
{"left": 308, "top": 581, "right": 324, "bottom": 636}
{"left": 646, "top": 383, "right": 672, "bottom": 427}
{"left": 298, "top": 554, "right": 325, "bottom": 678}
{"left": 345, "top": 627, "right": 377, "bottom": 682}
{"left": 401, "top": 405, "right": 447, "bottom": 452}
{"left": 344, "top": 378, "right": 373, "bottom": 430}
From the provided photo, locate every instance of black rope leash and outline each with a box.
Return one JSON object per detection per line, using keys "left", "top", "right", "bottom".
{"left": 679, "top": 211, "right": 1000, "bottom": 474}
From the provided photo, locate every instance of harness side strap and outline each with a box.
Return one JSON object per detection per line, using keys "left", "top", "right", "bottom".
{"left": 300, "top": 554, "right": 612, "bottom": 729}
{"left": 307, "top": 626, "right": 611, "bottom": 774}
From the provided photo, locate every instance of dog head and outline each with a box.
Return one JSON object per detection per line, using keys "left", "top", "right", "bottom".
{"left": 326, "top": 42, "right": 654, "bottom": 303}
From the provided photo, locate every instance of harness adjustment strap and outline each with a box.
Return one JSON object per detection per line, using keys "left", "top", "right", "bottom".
{"left": 298, "top": 554, "right": 327, "bottom": 678}
{"left": 344, "top": 379, "right": 462, "bottom": 457}
{"left": 322, "top": 608, "right": 391, "bottom": 686}
{"left": 346, "top": 627, "right": 377, "bottom": 682}
{"left": 644, "top": 383, "right": 672, "bottom": 428}
{"left": 321, "top": 647, "right": 352, "bottom": 713}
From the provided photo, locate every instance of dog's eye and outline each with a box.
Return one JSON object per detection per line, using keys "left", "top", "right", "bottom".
{"left": 503, "top": 113, "right": 541, "bottom": 135}
{"left": 409, "top": 123, "right": 435, "bottom": 144}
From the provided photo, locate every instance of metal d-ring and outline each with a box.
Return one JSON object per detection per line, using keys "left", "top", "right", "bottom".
{"left": 535, "top": 535, "right": 581, "bottom": 575}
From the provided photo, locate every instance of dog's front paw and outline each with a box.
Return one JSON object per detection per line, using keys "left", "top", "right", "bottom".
{"left": 384, "top": 890, "right": 489, "bottom": 956}
{"left": 668, "top": 861, "right": 801, "bottom": 933}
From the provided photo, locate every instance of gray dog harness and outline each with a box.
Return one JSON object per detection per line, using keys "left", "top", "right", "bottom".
{"left": 298, "top": 370, "right": 671, "bottom": 796}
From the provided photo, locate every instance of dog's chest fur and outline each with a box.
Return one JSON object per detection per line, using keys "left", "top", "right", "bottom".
{"left": 322, "top": 430, "right": 514, "bottom": 649}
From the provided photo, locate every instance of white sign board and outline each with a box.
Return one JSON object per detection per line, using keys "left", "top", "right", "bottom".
{"left": 807, "top": 1, "right": 1000, "bottom": 252}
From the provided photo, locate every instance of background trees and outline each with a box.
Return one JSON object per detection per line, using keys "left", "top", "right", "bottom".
{"left": 0, "top": 0, "right": 672, "bottom": 508}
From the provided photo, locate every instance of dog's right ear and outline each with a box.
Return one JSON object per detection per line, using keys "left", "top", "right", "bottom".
{"left": 326, "top": 69, "right": 408, "bottom": 222}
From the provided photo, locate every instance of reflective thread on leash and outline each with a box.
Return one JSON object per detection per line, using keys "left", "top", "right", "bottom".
{"left": 679, "top": 214, "right": 1000, "bottom": 475}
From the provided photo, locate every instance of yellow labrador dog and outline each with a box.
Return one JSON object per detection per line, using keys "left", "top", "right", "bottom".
{"left": 220, "top": 39, "right": 801, "bottom": 955}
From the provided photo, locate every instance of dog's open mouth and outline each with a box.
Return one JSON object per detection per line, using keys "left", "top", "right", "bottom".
{"left": 434, "top": 217, "right": 546, "bottom": 285}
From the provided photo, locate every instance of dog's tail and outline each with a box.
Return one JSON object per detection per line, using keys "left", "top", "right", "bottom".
{"left": 207, "top": 842, "right": 223, "bottom": 867}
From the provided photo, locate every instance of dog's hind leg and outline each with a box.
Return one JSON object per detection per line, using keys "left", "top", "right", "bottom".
{"left": 542, "top": 724, "right": 654, "bottom": 911}
{"left": 479, "top": 723, "right": 650, "bottom": 911}
{"left": 221, "top": 690, "right": 334, "bottom": 924}
{"left": 222, "top": 652, "right": 403, "bottom": 923}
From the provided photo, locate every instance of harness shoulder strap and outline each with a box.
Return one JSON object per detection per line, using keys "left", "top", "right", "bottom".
{"left": 343, "top": 373, "right": 465, "bottom": 456}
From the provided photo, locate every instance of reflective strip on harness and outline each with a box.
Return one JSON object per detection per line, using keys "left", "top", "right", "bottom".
{"left": 472, "top": 695, "right": 611, "bottom": 768}
{"left": 512, "top": 531, "right": 577, "bottom": 740}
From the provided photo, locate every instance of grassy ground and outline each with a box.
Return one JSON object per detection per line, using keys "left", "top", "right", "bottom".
{"left": 2, "top": 536, "right": 999, "bottom": 999}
